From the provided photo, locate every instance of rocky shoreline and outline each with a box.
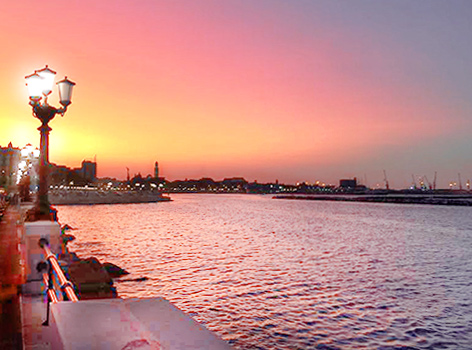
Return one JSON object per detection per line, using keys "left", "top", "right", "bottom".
{"left": 50, "top": 189, "right": 171, "bottom": 205}
{"left": 274, "top": 193, "right": 472, "bottom": 206}
{"left": 59, "top": 225, "right": 134, "bottom": 299}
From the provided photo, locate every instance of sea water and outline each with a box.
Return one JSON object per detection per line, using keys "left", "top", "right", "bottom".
{"left": 57, "top": 193, "right": 472, "bottom": 349}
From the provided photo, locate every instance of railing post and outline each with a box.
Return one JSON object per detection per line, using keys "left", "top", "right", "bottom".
{"left": 36, "top": 261, "right": 52, "bottom": 326}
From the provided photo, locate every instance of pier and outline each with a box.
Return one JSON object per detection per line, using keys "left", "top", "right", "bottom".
{"left": 0, "top": 201, "right": 232, "bottom": 350}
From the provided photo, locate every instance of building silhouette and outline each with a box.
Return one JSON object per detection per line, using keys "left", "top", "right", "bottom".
{"left": 154, "top": 162, "right": 159, "bottom": 179}
{"left": 0, "top": 143, "right": 20, "bottom": 190}
{"left": 81, "top": 160, "right": 97, "bottom": 182}
{"left": 50, "top": 160, "right": 97, "bottom": 186}
{"left": 340, "top": 178, "right": 357, "bottom": 189}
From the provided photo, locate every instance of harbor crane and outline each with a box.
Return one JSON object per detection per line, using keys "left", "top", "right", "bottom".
{"left": 383, "top": 170, "right": 389, "bottom": 190}
{"left": 423, "top": 175, "right": 433, "bottom": 190}
{"left": 411, "top": 174, "right": 417, "bottom": 189}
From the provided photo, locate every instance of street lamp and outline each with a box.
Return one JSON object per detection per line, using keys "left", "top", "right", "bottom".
{"left": 25, "top": 65, "right": 75, "bottom": 220}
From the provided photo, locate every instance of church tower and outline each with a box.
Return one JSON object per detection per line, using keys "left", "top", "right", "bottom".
{"left": 154, "top": 161, "right": 159, "bottom": 179}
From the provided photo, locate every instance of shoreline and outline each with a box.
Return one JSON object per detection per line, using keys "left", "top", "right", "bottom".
{"left": 274, "top": 193, "right": 472, "bottom": 206}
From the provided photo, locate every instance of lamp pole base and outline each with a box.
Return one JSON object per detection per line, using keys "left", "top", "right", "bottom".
{"left": 25, "top": 207, "right": 57, "bottom": 222}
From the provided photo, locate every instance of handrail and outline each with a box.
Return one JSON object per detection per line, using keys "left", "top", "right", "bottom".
{"left": 38, "top": 238, "right": 79, "bottom": 302}
{"left": 42, "top": 272, "right": 59, "bottom": 303}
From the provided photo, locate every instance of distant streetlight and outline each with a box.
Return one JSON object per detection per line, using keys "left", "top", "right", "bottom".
{"left": 25, "top": 65, "right": 75, "bottom": 220}
{"left": 19, "top": 144, "right": 40, "bottom": 189}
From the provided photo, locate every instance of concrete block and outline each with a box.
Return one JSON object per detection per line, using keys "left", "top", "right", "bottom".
{"left": 51, "top": 298, "right": 232, "bottom": 350}
{"left": 125, "top": 298, "right": 232, "bottom": 350}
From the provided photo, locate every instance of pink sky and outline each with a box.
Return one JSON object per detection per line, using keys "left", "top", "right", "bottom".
{"left": 1, "top": 1, "right": 471, "bottom": 188}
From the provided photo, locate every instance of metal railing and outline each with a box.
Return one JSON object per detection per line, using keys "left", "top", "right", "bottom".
{"left": 42, "top": 271, "right": 59, "bottom": 303}
{"left": 39, "top": 238, "right": 78, "bottom": 302}
{"left": 37, "top": 238, "right": 78, "bottom": 325}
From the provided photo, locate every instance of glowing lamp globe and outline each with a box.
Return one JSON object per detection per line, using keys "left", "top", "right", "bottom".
{"left": 25, "top": 72, "right": 44, "bottom": 101}
{"left": 36, "top": 65, "right": 57, "bottom": 96}
{"left": 57, "top": 77, "right": 76, "bottom": 107}
{"left": 21, "top": 144, "right": 33, "bottom": 157}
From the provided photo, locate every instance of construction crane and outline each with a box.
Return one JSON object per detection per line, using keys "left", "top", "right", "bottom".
{"left": 411, "top": 174, "right": 417, "bottom": 189}
{"left": 418, "top": 176, "right": 426, "bottom": 190}
{"left": 458, "top": 173, "right": 462, "bottom": 191}
{"left": 433, "top": 172, "right": 437, "bottom": 190}
{"left": 424, "top": 175, "right": 432, "bottom": 190}
{"left": 383, "top": 170, "right": 390, "bottom": 190}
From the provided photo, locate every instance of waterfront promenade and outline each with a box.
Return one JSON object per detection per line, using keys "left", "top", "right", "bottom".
{"left": 0, "top": 204, "right": 22, "bottom": 349}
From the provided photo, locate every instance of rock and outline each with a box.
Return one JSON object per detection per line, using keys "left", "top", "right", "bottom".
{"left": 103, "top": 262, "right": 129, "bottom": 278}
{"left": 58, "top": 233, "right": 76, "bottom": 257}
{"left": 68, "top": 257, "right": 117, "bottom": 299}
{"left": 58, "top": 251, "right": 81, "bottom": 263}
{"left": 62, "top": 234, "right": 76, "bottom": 244}
{"left": 115, "top": 277, "right": 149, "bottom": 283}
{"left": 69, "top": 252, "right": 81, "bottom": 262}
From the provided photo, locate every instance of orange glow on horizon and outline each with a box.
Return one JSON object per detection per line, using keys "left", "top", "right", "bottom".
{"left": 1, "top": 1, "right": 471, "bottom": 188}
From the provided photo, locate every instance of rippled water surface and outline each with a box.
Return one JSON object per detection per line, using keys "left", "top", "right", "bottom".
{"left": 57, "top": 194, "right": 472, "bottom": 349}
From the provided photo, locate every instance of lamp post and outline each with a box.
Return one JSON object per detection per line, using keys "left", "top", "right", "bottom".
{"left": 25, "top": 65, "right": 75, "bottom": 220}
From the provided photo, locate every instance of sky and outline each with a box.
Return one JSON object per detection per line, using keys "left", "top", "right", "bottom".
{"left": 1, "top": 0, "right": 472, "bottom": 189}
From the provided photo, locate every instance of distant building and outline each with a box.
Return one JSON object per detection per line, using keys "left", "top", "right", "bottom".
{"left": 81, "top": 160, "right": 97, "bottom": 182}
{"left": 50, "top": 164, "right": 72, "bottom": 185}
{"left": 19, "top": 144, "right": 40, "bottom": 191}
{"left": 0, "top": 142, "right": 21, "bottom": 190}
{"left": 222, "top": 177, "right": 247, "bottom": 187}
{"left": 50, "top": 160, "right": 97, "bottom": 186}
{"left": 154, "top": 162, "right": 159, "bottom": 179}
{"left": 340, "top": 178, "right": 357, "bottom": 189}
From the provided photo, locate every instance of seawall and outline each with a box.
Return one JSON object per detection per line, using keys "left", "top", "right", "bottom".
{"left": 49, "top": 190, "right": 171, "bottom": 205}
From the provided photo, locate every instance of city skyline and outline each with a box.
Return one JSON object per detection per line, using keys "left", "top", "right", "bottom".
{"left": 1, "top": 1, "right": 472, "bottom": 189}
{"left": 3, "top": 144, "right": 466, "bottom": 190}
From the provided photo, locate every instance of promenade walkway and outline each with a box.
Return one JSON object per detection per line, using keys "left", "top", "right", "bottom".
{"left": 0, "top": 205, "right": 23, "bottom": 349}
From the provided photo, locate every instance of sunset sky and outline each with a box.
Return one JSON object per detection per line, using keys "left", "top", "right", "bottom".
{"left": 1, "top": 1, "right": 471, "bottom": 188}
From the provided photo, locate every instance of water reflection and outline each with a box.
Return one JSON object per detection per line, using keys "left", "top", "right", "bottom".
{"left": 58, "top": 194, "right": 472, "bottom": 349}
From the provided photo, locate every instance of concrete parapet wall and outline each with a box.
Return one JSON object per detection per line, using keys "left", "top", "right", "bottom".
{"left": 51, "top": 298, "right": 232, "bottom": 350}
{"left": 23, "top": 221, "right": 61, "bottom": 295}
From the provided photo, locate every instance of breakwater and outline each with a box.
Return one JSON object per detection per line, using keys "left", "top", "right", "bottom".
{"left": 274, "top": 193, "right": 472, "bottom": 206}
{"left": 49, "top": 189, "right": 171, "bottom": 205}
